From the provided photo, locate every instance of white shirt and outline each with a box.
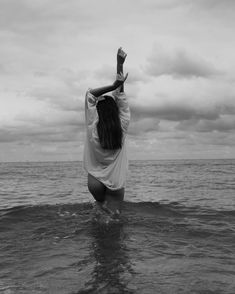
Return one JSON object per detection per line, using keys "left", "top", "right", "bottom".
{"left": 83, "top": 88, "right": 130, "bottom": 190}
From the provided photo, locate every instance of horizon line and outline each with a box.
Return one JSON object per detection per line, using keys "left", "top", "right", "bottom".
{"left": 1, "top": 158, "right": 235, "bottom": 164}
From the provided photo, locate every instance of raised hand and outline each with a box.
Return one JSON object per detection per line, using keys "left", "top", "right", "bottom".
{"left": 90, "top": 48, "right": 128, "bottom": 97}
{"left": 117, "top": 47, "right": 127, "bottom": 65}
{"left": 113, "top": 72, "right": 128, "bottom": 88}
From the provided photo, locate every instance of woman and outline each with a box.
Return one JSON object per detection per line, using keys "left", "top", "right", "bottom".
{"left": 83, "top": 47, "right": 130, "bottom": 215}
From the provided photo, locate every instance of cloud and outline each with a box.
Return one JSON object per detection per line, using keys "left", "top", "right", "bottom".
{"left": 126, "top": 68, "right": 149, "bottom": 84}
{"left": 1, "top": 0, "right": 235, "bottom": 160}
{"left": 129, "top": 118, "right": 160, "bottom": 135}
{"left": 0, "top": 63, "right": 7, "bottom": 74}
{"left": 130, "top": 86, "right": 235, "bottom": 123}
{"left": 93, "top": 65, "right": 115, "bottom": 83}
{"left": 0, "top": 122, "right": 83, "bottom": 144}
{"left": 0, "top": 87, "right": 85, "bottom": 145}
{"left": 0, "top": 0, "right": 89, "bottom": 36}
{"left": 148, "top": 0, "right": 235, "bottom": 13}
{"left": 93, "top": 64, "right": 148, "bottom": 86}
{"left": 130, "top": 102, "right": 220, "bottom": 122}
{"left": 176, "top": 115, "right": 235, "bottom": 133}
{"left": 157, "top": 0, "right": 235, "bottom": 11}
{"left": 128, "top": 69, "right": 235, "bottom": 128}
{"left": 28, "top": 68, "right": 89, "bottom": 112}
{"left": 145, "top": 46, "right": 221, "bottom": 79}
{"left": 195, "top": 0, "right": 235, "bottom": 10}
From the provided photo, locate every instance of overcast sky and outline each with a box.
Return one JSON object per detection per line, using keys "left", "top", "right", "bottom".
{"left": 1, "top": 0, "right": 235, "bottom": 161}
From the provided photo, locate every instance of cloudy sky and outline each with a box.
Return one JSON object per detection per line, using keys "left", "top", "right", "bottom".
{"left": 1, "top": 0, "right": 235, "bottom": 161}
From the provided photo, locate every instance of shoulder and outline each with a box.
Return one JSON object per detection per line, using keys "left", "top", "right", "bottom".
{"left": 86, "top": 88, "right": 97, "bottom": 104}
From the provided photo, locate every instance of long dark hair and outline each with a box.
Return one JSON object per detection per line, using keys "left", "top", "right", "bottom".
{"left": 96, "top": 95, "right": 123, "bottom": 150}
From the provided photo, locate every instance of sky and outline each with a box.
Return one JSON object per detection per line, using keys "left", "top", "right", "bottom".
{"left": 1, "top": 0, "right": 235, "bottom": 161}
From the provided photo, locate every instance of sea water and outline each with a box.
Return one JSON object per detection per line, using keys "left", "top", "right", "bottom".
{"left": 0, "top": 160, "right": 234, "bottom": 293}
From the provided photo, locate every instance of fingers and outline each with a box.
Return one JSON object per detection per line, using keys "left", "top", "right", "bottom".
{"left": 116, "top": 72, "right": 128, "bottom": 82}
{"left": 124, "top": 72, "right": 128, "bottom": 82}
{"left": 118, "top": 47, "right": 127, "bottom": 58}
{"left": 118, "top": 47, "right": 122, "bottom": 54}
{"left": 114, "top": 72, "right": 128, "bottom": 88}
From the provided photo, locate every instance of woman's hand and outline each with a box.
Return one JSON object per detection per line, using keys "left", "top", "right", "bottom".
{"left": 117, "top": 47, "right": 127, "bottom": 65}
{"left": 90, "top": 48, "right": 128, "bottom": 97}
{"left": 113, "top": 72, "right": 128, "bottom": 88}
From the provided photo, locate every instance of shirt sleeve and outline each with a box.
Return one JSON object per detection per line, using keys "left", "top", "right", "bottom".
{"left": 112, "top": 87, "right": 131, "bottom": 132}
{"left": 85, "top": 89, "right": 98, "bottom": 127}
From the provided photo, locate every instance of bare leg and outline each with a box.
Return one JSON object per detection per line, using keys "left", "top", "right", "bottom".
{"left": 104, "top": 187, "right": 125, "bottom": 215}
{"left": 88, "top": 173, "right": 124, "bottom": 215}
{"left": 88, "top": 174, "right": 106, "bottom": 203}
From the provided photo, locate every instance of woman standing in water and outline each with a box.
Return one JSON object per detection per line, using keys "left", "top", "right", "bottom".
{"left": 83, "top": 47, "right": 130, "bottom": 216}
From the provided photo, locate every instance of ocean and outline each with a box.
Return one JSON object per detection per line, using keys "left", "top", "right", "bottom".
{"left": 0, "top": 159, "right": 234, "bottom": 293}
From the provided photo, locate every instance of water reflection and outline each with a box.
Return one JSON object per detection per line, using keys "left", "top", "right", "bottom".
{"left": 84, "top": 220, "right": 134, "bottom": 293}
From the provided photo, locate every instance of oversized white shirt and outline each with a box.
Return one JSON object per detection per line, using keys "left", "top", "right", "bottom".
{"left": 83, "top": 88, "right": 130, "bottom": 190}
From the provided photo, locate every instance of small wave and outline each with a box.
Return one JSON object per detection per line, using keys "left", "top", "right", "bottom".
{"left": 0, "top": 205, "right": 29, "bottom": 218}
{"left": 0, "top": 201, "right": 235, "bottom": 229}
{"left": 0, "top": 201, "right": 235, "bottom": 221}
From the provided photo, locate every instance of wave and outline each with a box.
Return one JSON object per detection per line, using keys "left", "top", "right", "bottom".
{"left": 0, "top": 201, "right": 234, "bottom": 260}
{"left": 1, "top": 201, "right": 234, "bottom": 221}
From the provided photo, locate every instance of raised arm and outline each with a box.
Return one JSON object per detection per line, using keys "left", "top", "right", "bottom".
{"left": 89, "top": 75, "right": 128, "bottom": 97}
{"left": 90, "top": 84, "right": 116, "bottom": 98}
{"left": 117, "top": 47, "right": 127, "bottom": 93}
{"left": 90, "top": 47, "right": 127, "bottom": 97}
